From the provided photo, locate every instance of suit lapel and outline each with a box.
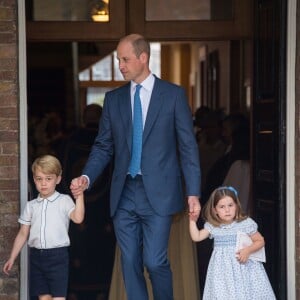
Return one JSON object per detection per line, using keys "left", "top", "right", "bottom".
{"left": 118, "top": 83, "right": 132, "bottom": 150}
{"left": 143, "top": 79, "right": 164, "bottom": 143}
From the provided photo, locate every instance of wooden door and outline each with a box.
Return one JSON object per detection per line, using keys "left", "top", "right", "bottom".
{"left": 252, "top": 0, "right": 287, "bottom": 298}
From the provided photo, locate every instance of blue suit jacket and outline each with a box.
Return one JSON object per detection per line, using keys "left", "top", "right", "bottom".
{"left": 83, "top": 77, "right": 201, "bottom": 216}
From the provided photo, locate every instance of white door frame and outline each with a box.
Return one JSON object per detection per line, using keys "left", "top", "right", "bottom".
{"left": 18, "top": 0, "right": 28, "bottom": 299}
{"left": 286, "top": 0, "right": 296, "bottom": 299}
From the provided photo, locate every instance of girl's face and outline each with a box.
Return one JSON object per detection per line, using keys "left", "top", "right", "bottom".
{"left": 33, "top": 169, "right": 61, "bottom": 198}
{"left": 214, "top": 196, "right": 237, "bottom": 224}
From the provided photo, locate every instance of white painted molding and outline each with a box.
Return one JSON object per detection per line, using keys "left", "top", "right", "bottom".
{"left": 18, "top": 0, "right": 29, "bottom": 299}
{"left": 286, "top": 0, "right": 296, "bottom": 299}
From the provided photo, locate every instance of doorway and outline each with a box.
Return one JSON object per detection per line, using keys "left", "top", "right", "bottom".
{"left": 18, "top": 0, "right": 294, "bottom": 299}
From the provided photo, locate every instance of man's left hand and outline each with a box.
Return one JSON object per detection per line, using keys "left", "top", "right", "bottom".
{"left": 188, "top": 196, "right": 201, "bottom": 220}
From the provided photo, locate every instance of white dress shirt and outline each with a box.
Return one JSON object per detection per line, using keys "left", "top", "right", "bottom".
{"left": 19, "top": 191, "right": 75, "bottom": 249}
{"left": 131, "top": 73, "right": 155, "bottom": 128}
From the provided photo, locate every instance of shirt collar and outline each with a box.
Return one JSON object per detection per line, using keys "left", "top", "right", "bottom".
{"left": 131, "top": 73, "right": 155, "bottom": 93}
{"left": 37, "top": 191, "right": 60, "bottom": 202}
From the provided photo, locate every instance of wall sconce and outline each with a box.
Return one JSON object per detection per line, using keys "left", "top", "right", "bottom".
{"left": 91, "top": 0, "right": 109, "bottom": 22}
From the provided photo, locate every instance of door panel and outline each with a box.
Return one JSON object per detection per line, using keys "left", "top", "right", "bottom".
{"left": 253, "top": 0, "right": 286, "bottom": 298}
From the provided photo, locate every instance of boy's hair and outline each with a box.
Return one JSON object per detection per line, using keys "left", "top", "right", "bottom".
{"left": 202, "top": 186, "right": 247, "bottom": 227}
{"left": 32, "top": 155, "right": 62, "bottom": 177}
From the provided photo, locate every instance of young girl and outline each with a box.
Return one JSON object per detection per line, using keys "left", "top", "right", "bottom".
{"left": 190, "top": 186, "right": 276, "bottom": 299}
{"left": 3, "top": 155, "right": 85, "bottom": 300}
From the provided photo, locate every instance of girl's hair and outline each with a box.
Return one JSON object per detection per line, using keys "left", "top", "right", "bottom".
{"left": 32, "top": 155, "right": 62, "bottom": 177}
{"left": 202, "top": 186, "right": 247, "bottom": 226}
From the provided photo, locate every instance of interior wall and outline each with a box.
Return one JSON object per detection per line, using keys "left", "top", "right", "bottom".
{"left": 190, "top": 41, "right": 230, "bottom": 113}
{"left": 190, "top": 40, "right": 252, "bottom": 115}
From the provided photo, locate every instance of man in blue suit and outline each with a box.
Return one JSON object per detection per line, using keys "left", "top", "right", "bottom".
{"left": 71, "top": 34, "right": 201, "bottom": 300}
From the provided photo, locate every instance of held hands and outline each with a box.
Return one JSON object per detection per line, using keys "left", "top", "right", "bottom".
{"left": 188, "top": 196, "right": 201, "bottom": 222}
{"left": 70, "top": 176, "right": 88, "bottom": 199}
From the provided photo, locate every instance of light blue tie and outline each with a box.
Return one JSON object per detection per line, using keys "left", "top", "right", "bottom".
{"left": 128, "top": 84, "right": 143, "bottom": 178}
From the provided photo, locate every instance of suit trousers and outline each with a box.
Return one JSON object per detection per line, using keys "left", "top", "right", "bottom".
{"left": 113, "top": 175, "right": 173, "bottom": 300}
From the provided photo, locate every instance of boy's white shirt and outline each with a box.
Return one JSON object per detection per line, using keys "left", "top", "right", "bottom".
{"left": 18, "top": 191, "right": 75, "bottom": 249}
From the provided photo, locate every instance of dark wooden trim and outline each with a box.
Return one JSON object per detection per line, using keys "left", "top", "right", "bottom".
{"left": 26, "top": 0, "right": 253, "bottom": 42}
{"left": 79, "top": 81, "right": 125, "bottom": 88}
{"left": 128, "top": 0, "right": 253, "bottom": 41}
{"left": 26, "top": 0, "right": 126, "bottom": 42}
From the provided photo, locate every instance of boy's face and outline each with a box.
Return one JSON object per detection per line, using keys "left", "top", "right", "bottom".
{"left": 33, "top": 169, "right": 61, "bottom": 198}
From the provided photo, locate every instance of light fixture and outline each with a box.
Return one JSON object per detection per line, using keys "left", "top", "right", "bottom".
{"left": 91, "top": 0, "right": 109, "bottom": 22}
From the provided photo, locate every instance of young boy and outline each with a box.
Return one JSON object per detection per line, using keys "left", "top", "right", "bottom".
{"left": 3, "top": 154, "right": 85, "bottom": 300}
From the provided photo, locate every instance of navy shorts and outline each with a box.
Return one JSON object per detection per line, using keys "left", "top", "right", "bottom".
{"left": 29, "top": 247, "right": 69, "bottom": 297}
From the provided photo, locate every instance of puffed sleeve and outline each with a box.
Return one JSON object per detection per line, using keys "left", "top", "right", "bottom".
{"left": 243, "top": 217, "right": 258, "bottom": 235}
{"left": 204, "top": 222, "right": 214, "bottom": 238}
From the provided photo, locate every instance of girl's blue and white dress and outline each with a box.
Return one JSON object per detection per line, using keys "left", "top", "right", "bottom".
{"left": 203, "top": 217, "right": 276, "bottom": 300}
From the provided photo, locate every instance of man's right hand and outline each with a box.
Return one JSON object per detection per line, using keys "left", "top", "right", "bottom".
{"left": 70, "top": 176, "right": 88, "bottom": 198}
